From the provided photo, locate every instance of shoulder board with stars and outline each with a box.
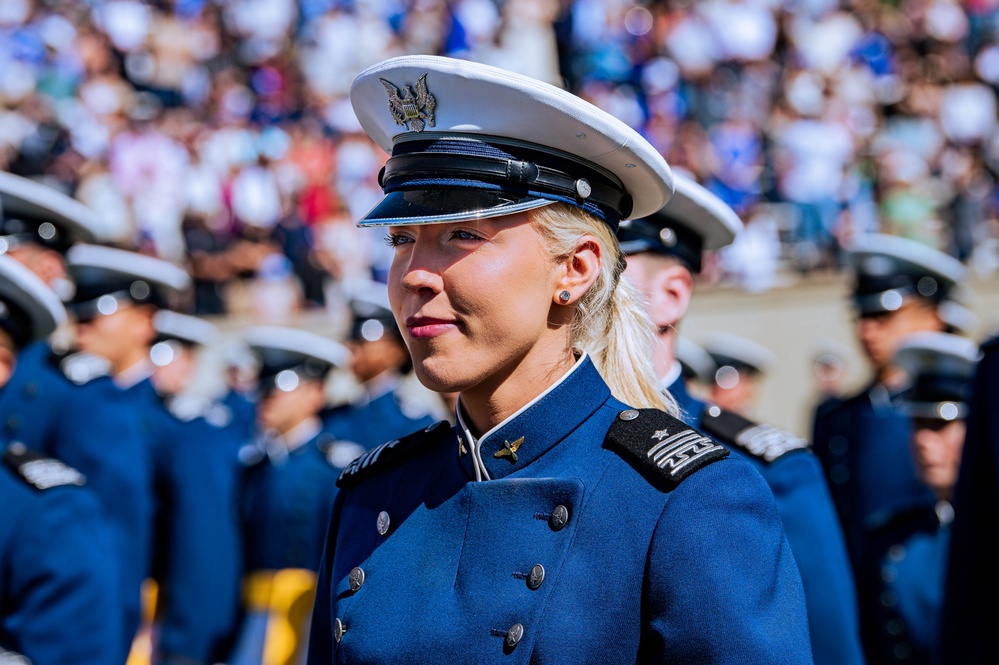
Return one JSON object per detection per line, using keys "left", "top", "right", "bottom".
{"left": 50, "top": 349, "right": 112, "bottom": 385}
{"left": 605, "top": 408, "right": 729, "bottom": 491}
{"left": 4, "top": 442, "right": 87, "bottom": 490}
{"left": 337, "top": 419, "right": 452, "bottom": 489}
{"left": 700, "top": 406, "right": 810, "bottom": 464}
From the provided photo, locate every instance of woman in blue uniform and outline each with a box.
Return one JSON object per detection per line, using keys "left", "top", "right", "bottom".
{"left": 307, "top": 55, "right": 812, "bottom": 663}
{"left": 856, "top": 332, "right": 979, "bottom": 665}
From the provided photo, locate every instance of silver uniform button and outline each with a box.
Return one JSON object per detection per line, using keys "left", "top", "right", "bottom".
{"left": 549, "top": 505, "right": 569, "bottom": 531}
{"left": 506, "top": 623, "right": 524, "bottom": 648}
{"left": 349, "top": 567, "right": 366, "bottom": 592}
{"left": 377, "top": 511, "right": 391, "bottom": 535}
{"left": 334, "top": 617, "right": 345, "bottom": 643}
{"left": 527, "top": 564, "right": 545, "bottom": 590}
{"left": 618, "top": 409, "right": 639, "bottom": 421}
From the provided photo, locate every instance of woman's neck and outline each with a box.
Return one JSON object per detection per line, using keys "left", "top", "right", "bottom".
{"left": 459, "top": 338, "right": 577, "bottom": 437}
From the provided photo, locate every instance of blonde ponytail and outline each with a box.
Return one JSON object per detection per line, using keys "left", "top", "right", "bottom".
{"left": 533, "top": 203, "right": 677, "bottom": 415}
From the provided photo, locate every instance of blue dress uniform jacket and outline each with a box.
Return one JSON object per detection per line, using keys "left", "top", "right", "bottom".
{"left": 811, "top": 383, "right": 935, "bottom": 565}
{"left": 0, "top": 444, "right": 123, "bottom": 664}
{"left": 856, "top": 503, "right": 949, "bottom": 665}
{"left": 670, "top": 377, "right": 866, "bottom": 665}
{"left": 322, "top": 385, "right": 437, "bottom": 452}
{"left": 0, "top": 342, "right": 152, "bottom": 651}
{"left": 241, "top": 431, "right": 342, "bottom": 573}
{"left": 309, "top": 358, "right": 813, "bottom": 664}
{"left": 127, "top": 377, "right": 243, "bottom": 665}
{"left": 941, "top": 337, "right": 999, "bottom": 664}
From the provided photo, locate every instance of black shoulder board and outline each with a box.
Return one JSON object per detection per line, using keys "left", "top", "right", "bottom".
{"left": 700, "top": 406, "right": 810, "bottom": 464}
{"left": 605, "top": 408, "right": 729, "bottom": 491}
{"left": 337, "top": 419, "right": 452, "bottom": 489}
{"left": 4, "top": 442, "right": 87, "bottom": 490}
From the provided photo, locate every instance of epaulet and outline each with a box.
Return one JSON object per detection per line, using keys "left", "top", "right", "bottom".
{"left": 700, "top": 406, "right": 810, "bottom": 464}
{"left": 337, "top": 419, "right": 451, "bottom": 489}
{"left": 317, "top": 433, "right": 367, "bottom": 470}
{"left": 52, "top": 350, "right": 112, "bottom": 385}
{"left": 604, "top": 408, "right": 729, "bottom": 491}
{"left": 3, "top": 442, "right": 87, "bottom": 490}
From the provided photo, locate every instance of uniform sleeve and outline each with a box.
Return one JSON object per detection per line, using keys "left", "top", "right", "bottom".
{"left": 768, "top": 453, "right": 864, "bottom": 665}
{"left": 306, "top": 489, "right": 345, "bottom": 664}
{"left": 641, "top": 456, "right": 814, "bottom": 664}
{"left": 7, "top": 488, "right": 124, "bottom": 665}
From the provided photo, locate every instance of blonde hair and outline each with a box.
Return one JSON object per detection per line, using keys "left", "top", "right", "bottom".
{"left": 533, "top": 203, "right": 677, "bottom": 415}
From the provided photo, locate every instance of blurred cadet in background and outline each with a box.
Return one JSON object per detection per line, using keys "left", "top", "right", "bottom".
{"left": 620, "top": 173, "right": 865, "bottom": 665}
{"left": 856, "top": 332, "right": 979, "bottom": 665}
{"left": 66, "top": 245, "right": 241, "bottom": 665}
{"left": 219, "top": 338, "right": 262, "bottom": 444}
{"left": 674, "top": 334, "right": 715, "bottom": 403}
{"left": 700, "top": 331, "right": 776, "bottom": 418}
{"left": 811, "top": 235, "right": 965, "bottom": 572}
{"left": 0, "top": 255, "right": 123, "bottom": 664}
{"left": 941, "top": 333, "right": 999, "bottom": 664}
{"left": 938, "top": 286, "right": 979, "bottom": 338}
{"left": 0, "top": 172, "right": 148, "bottom": 657}
{"left": 234, "top": 326, "right": 351, "bottom": 665}
{"left": 323, "top": 279, "right": 442, "bottom": 450}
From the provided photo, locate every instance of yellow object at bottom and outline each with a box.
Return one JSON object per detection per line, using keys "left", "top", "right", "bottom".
{"left": 241, "top": 568, "right": 318, "bottom": 665}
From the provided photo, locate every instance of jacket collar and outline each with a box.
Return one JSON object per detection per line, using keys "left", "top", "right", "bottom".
{"left": 455, "top": 353, "right": 610, "bottom": 481}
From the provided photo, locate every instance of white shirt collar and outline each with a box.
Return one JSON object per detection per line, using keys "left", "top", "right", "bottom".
{"left": 266, "top": 417, "right": 322, "bottom": 464}
{"left": 454, "top": 351, "right": 589, "bottom": 482}
{"left": 115, "top": 359, "right": 155, "bottom": 389}
{"left": 659, "top": 360, "right": 682, "bottom": 389}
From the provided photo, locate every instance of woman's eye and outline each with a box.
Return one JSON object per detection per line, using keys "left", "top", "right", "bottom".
{"left": 385, "top": 233, "right": 413, "bottom": 247}
{"left": 451, "top": 229, "right": 481, "bottom": 241}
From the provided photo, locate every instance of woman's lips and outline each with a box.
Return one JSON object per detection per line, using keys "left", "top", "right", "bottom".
{"left": 406, "top": 316, "right": 459, "bottom": 338}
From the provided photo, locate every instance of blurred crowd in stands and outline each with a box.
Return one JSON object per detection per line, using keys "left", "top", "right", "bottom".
{"left": 2, "top": 0, "right": 999, "bottom": 313}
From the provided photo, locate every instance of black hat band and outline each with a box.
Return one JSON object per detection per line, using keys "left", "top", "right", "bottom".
{"left": 380, "top": 137, "right": 633, "bottom": 226}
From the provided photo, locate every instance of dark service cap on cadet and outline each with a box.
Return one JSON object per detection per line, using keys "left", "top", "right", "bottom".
{"left": 349, "top": 55, "right": 674, "bottom": 229}
{"left": 846, "top": 234, "right": 966, "bottom": 316}
{"left": 243, "top": 325, "right": 349, "bottom": 395}
{"left": 0, "top": 254, "right": 65, "bottom": 349}
{"left": 894, "top": 332, "right": 981, "bottom": 421}
{"left": 616, "top": 171, "right": 742, "bottom": 273}
{"left": 700, "top": 332, "right": 776, "bottom": 383}
{"left": 0, "top": 171, "right": 103, "bottom": 254}
{"left": 346, "top": 279, "right": 400, "bottom": 343}
{"left": 64, "top": 245, "right": 192, "bottom": 321}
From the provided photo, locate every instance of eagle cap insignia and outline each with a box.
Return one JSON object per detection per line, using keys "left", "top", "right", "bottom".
{"left": 380, "top": 73, "right": 436, "bottom": 133}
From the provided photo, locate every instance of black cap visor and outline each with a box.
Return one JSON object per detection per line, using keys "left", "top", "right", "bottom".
{"left": 358, "top": 188, "right": 554, "bottom": 227}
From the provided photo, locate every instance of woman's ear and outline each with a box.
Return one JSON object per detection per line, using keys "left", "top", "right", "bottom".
{"left": 553, "top": 236, "right": 602, "bottom": 305}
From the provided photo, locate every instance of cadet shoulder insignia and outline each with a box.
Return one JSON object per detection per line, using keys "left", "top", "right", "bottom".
{"left": 337, "top": 419, "right": 451, "bottom": 489}
{"left": 605, "top": 408, "right": 728, "bottom": 491}
{"left": 56, "top": 351, "right": 112, "bottom": 385}
{"left": 318, "top": 435, "right": 366, "bottom": 470}
{"left": 4, "top": 442, "right": 86, "bottom": 490}
{"left": 700, "top": 406, "right": 810, "bottom": 464}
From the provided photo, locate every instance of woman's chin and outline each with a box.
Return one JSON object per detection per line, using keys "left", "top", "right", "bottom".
{"left": 412, "top": 359, "right": 479, "bottom": 395}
